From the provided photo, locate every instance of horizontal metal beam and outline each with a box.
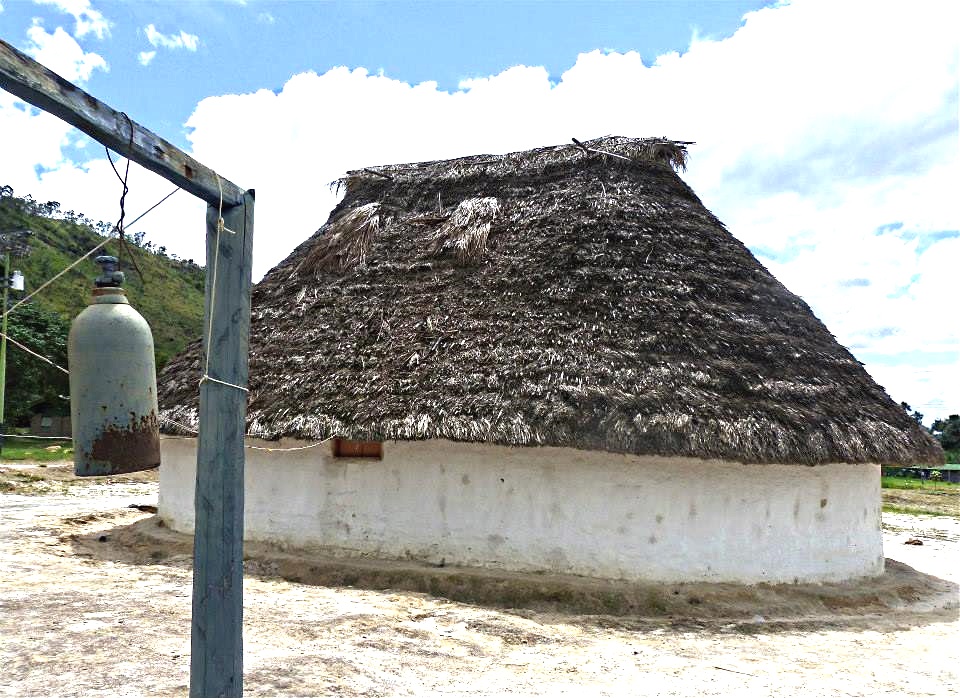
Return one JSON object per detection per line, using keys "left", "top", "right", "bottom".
{"left": 0, "top": 39, "right": 243, "bottom": 207}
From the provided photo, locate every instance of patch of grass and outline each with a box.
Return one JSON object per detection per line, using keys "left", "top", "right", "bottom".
{"left": 882, "top": 476, "right": 923, "bottom": 490}
{"left": 881, "top": 476, "right": 958, "bottom": 491}
{"left": 640, "top": 590, "right": 666, "bottom": 614}
{"left": 10, "top": 471, "right": 45, "bottom": 482}
{"left": 0, "top": 437, "right": 73, "bottom": 464}
{"left": 0, "top": 466, "right": 64, "bottom": 495}
{"left": 882, "top": 504, "right": 955, "bottom": 517}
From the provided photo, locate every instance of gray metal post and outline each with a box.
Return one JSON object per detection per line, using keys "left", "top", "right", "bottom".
{"left": 0, "top": 251, "right": 8, "bottom": 454}
{"left": 190, "top": 191, "right": 255, "bottom": 698}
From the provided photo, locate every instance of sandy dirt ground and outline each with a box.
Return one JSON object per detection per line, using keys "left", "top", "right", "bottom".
{"left": 0, "top": 467, "right": 958, "bottom": 697}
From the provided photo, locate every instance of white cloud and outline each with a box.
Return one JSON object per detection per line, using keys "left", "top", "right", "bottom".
{"left": 3, "top": 0, "right": 958, "bottom": 415}
{"left": 23, "top": 21, "right": 108, "bottom": 82}
{"left": 144, "top": 24, "right": 200, "bottom": 52}
{"left": 34, "top": 0, "right": 111, "bottom": 39}
{"left": 257, "top": 12, "right": 275, "bottom": 25}
{"left": 138, "top": 50, "right": 156, "bottom": 67}
{"left": 870, "top": 360, "right": 960, "bottom": 424}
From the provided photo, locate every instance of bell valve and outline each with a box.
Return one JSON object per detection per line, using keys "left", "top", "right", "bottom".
{"left": 94, "top": 255, "right": 124, "bottom": 287}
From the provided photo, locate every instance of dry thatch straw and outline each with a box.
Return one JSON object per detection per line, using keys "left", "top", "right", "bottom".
{"left": 427, "top": 197, "right": 500, "bottom": 265}
{"left": 299, "top": 202, "right": 385, "bottom": 274}
{"left": 636, "top": 139, "right": 688, "bottom": 171}
{"left": 159, "top": 136, "right": 943, "bottom": 466}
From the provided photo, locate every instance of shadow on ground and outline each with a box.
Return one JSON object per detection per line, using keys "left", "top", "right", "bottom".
{"left": 59, "top": 511, "right": 959, "bottom": 633}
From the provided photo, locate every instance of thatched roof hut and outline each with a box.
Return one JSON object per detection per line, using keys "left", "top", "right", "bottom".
{"left": 157, "top": 136, "right": 941, "bottom": 467}
{"left": 155, "top": 136, "right": 940, "bottom": 585}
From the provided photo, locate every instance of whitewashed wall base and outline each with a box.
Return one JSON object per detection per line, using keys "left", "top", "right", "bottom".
{"left": 159, "top": 438, "right": 883, "bottom": 584}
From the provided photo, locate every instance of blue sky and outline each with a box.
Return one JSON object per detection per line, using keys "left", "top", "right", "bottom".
{"left": 0, "top": 0, "right": 958, "bottom": 420}
{"left": 2, "top": 0, "right": 767, "bottom": 148}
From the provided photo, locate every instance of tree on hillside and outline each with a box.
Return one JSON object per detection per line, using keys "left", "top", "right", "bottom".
{"left": 933, "top": 414, "right": 960, "bottom": 451}
{"left": 899, "top": 401, "right": 924, "bottom": 425}
{"left": 3, "top": 303, "right": 70, "bottom": 425}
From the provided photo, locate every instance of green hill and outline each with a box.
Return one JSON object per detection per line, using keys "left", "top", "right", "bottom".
{"left": 1, "top": 186, "right": 205, "bottom": 423}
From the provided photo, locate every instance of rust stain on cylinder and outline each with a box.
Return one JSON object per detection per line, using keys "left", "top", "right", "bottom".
{"left": 84, "top": 411, "right": 161, "bottom": 476}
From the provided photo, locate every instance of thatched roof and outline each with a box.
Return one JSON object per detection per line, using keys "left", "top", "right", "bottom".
{"left": 158, "top": 136, "right": 943, "bottom": 466}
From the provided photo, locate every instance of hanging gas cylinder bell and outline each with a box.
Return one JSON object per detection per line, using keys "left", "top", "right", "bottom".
{"left": 69, "top": 255, "right": 161, "bottom": 476}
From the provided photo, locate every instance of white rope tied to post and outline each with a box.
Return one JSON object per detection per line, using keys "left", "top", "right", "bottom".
{"left": 199, "top": 174, "right": 248, "bottom": 394}
{"left": 216, "top": 172, "right": 239, "bottom": 237}
{"left": 199, "top": 375, "right": 249, "bottom": 392}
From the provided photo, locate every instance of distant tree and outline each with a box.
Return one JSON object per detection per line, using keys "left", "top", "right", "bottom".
{"left": 931, "top": 415, "right": 957, "bottom": 431}
{"left": 939, "top": 415, "right": 960, "bottom": 451}
{"left": 900, "top": 401, "right": 924, "bottom": 425}
{"left": 0, "top": 185, "right": 22, "bottom": 214}
{"left": 2, "top": 303, "right": 70, "bottom": 425}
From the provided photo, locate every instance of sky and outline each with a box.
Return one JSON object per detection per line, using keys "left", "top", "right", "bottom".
{"left": 0, "top": 0, "right": 957, "bottom": 422}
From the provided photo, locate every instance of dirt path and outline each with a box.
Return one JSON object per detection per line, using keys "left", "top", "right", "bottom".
{"left": 0, "top": 475, "right": 958, "bottom": 697}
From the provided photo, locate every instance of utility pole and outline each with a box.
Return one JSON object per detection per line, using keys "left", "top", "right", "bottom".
{"left": 0, "top": 228, "right": 31, "bottom": 456}
{"left": 0, "top": 250, "right": 9, "bottom": 455}
{"left": 0, "top": 39, "right": 254, "bottom": 696}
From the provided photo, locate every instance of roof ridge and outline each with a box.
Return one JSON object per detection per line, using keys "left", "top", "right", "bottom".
{"left": 338, "top": 136, "right": 692, "bottom": 189}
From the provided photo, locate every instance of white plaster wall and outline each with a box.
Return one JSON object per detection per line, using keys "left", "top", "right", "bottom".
{"left": 159, "top": 437, "right": 883, "bottom": 584}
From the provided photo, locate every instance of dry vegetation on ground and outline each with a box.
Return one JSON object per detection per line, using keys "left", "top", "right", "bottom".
{"left": 882, "top": 486, "right": 959, "bottom": 517}
{"left": 0, "top": 463, "right": 158, "bottom": 495}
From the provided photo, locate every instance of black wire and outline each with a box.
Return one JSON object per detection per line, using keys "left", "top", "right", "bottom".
{"left": 105, "top": 146, "right": 125, "bottom": 185}
{"left": 103, "top": 113, "right": 144, "bottom": 285}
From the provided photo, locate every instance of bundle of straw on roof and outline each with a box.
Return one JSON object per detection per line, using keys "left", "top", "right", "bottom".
{"left": 427, "top": 197, "right": 500, "bottom": 266}
{"left": 299, "top": 202, "right": 385, "bottom": 274}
